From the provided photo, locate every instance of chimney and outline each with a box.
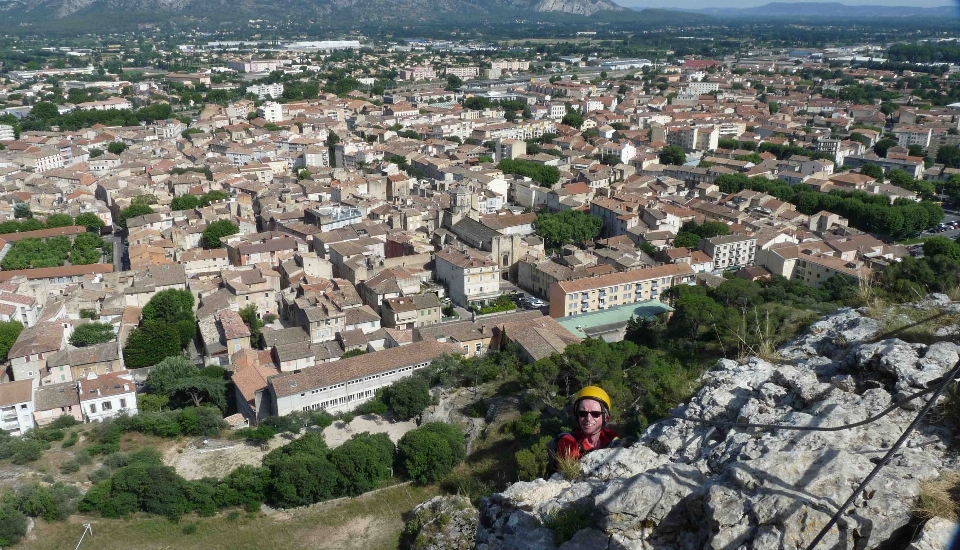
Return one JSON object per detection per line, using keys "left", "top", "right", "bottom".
{"left": 123, "top": 384, "right": 129, "bottom": 391}
{"left": 96, "top": 388, "right": 101, "bottom": 396}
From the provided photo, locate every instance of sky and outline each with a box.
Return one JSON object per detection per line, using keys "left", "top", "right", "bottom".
{"left": 619, "top": 0, "right": 948, "bottom": 7}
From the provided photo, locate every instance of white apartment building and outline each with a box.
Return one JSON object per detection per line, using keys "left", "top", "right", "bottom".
{"left": 74, "top": 97, "right": 133, "bottom": 111}
{"left": 491, "top": 61, "right": 530, "bottom": 72}
{"left": 78, "top": 371, "right": 137, "bottom": 423}
{"left": 658, "top": 125, "right": 719, "bottom": 153}
{"left": 699, "top": 235, "right": 758, "bottom": 271}
{"left": 269, "top": 340, "right": 459, "bottom": 416}
{"left": 893, "top": 126, "right": 932, "bottom": 149}
{"left": 258, "top": 102, "right": 285, "bottom": 123}
{"left": 227, "top": 59, "right": 284, "bottom": 73}
{"left": 548, "top": 263, "right": 696, "bottom": 318}
{"left": 445, "top": 66, "right": 480, "bottom": 79}
{"left": 399, "top": 67, "right": 437, "bottom": 81}
{"left": 248, "top": 83, "right": 285, "bottom": 100}
{"left": 0, "top": 124, "right": 14, "bottom": 141}
{"left": 435, "top": 247, "right": 501, "bottom": 308}
{"left": 0, "top": 379, "right": 37, "bottom": 436}
{"left": 686, "top": 81, "right": 721, "bottom": 95}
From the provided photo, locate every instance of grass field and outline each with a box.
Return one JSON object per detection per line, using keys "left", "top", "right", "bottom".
{"left": 19, "top": 483, "right": 441, "bottom": 550}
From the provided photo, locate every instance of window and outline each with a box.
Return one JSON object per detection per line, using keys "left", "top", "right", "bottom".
{"left": 120, "top": 398, "right": 127, "bottom": 409}
{"left": 103, "top": 401, "right": 113, "bottom": 411}
{"left": 475, "top": 343, "right": 482, "bottom": 354}
{"left": 20, "top": 404, "right": 27, "bottom": 409}
{"left": 89, "top": 404, "right": 97, "bottom": 413}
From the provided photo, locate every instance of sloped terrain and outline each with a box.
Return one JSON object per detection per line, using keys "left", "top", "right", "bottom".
{"left": 411, "top": 295, "right": 960, "bottom": 550}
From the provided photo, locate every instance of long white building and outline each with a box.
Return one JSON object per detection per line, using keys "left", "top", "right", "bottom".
{"left": 268, "top": 340, "right": 459, "bottom": 416}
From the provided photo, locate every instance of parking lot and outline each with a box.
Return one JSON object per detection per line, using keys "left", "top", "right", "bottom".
{"left": 926, "top": 213, "right": 960, "bottom": 240}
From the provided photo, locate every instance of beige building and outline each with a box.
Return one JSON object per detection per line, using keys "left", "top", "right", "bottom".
{"left": 435, "top": 247, "right": 501, "bottom": 308}
{"left": 756, "top": 243, "right": 872, "bottom": 288}
{"left": 381, "top": 294, "right": 442, "bottom": 330}
{"left": 549, "top": 263, "right": 695, "bottom": 318}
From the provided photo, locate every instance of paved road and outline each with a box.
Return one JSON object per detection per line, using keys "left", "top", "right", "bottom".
{"left": 920, "top": 211, "right": 960, "bottom": 240}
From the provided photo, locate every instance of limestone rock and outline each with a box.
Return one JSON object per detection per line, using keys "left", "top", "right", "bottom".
{"left": 909, "top": 517, "right": 960, "bottom": 550}
{"left": 475, "top": 298, "right": 955, "bottom": 550}
{"left": 404, "top": 495, "right": 478, "bottom": 550}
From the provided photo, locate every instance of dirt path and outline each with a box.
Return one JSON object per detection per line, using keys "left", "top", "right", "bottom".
{"left": 166, "top": 415, "right": 419, "bottom": 480}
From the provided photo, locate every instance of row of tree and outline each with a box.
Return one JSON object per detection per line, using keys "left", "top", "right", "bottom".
{"left": 77, "top": 421, "right": 464, "bottom": 520}
{"left": 497, "top": 158, "right": 561, "bottom": 187}
{"left": 714, "top": 173, "right": 943, "bottom": 239}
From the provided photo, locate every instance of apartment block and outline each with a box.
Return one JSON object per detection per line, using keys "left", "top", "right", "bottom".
{"left": 445, "top": 66, "right": 480, "bottom": 79}
{"left": 699, "top": 235, "right": 757, "bottom": 271}
{"left": 248, "top": 83, "right": 285, "bottom": 100}
{"left": 399, "top": 67, "right": 437, "bottom": 81}
{"left": 490, "top": 61, "right": 530, "bottom": 72}
{"left": 548, "top": 263, "right": 695, "bottom": 318}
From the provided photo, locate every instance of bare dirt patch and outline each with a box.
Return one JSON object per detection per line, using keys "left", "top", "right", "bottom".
{"left": 166, "top": 414, "right": 419, "bottom": 480}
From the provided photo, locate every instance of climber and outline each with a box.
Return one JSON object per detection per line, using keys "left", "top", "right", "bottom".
{"left": 555, "top": 385, "right": 619, "bottom": 461}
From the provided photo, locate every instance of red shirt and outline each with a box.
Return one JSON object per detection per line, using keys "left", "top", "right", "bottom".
{"left": 556, "top": 427, "right": 618, "bottom": 460}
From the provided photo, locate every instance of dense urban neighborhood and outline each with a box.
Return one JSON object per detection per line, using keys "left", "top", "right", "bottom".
{"left": 1, "top": 13, "right": 960, "bottom": 550}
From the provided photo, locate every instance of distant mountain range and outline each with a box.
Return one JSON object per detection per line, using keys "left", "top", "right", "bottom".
{"left": 654, "top": 2, "right": 955, "bottom": 19}
{"left": 0, "top": 0, "right": 640, "bottom": 29}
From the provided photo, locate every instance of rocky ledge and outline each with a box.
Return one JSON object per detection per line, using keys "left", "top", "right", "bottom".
{"left": 416, "top": 296, "right": 960, "bottom": 550}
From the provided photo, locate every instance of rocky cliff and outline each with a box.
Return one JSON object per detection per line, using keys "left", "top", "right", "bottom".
{"left": 412, "top": 295, "right": 960, "bottom": 550}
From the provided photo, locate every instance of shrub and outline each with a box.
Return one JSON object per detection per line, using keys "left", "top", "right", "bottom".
{"left": 396, "top": 423, "right": 466, "bottom": 484}
{"left": 381, "top": 376, "right": 431, "bottom": 420}
{"left": 330, "top": 432, "right": 395, "bottom": 496}
{"left": 16, "top": 483, "right": 81, "bottom": 521}
{"left": 0, "top": 502, "right": 28, "bottom": 547}
{"left": 543, "top": 504, "right": 595, "bottom": 545}
{"left": 49, "top": 415, "right": 80, "bottom": 430}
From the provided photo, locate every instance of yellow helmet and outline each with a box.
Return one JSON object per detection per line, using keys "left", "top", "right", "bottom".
{"left": 573, "top": 386, "right": 611, "bottom": 410}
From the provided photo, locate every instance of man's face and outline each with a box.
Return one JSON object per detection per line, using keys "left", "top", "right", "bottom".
{"left": 577, "top": 399, "right": 604, "bottom": 436}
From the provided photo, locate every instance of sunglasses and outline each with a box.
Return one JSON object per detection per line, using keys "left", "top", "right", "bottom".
{"left": 577, "top": 411, "right": 603, "bottom": 419}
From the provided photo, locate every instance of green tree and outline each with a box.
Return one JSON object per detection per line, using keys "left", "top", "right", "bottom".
{"left": 238, "top": 304, "right": 263, "bottom": 349}
{"left": 534, "top": 210, "right": 602, "bottom": 251}
{"left": 203, "top": 219, "right": 239, "bottom": 249}
{"left": 445, "top": 74, "right": 463, "bottom": 90}
{"left": 75, "top": 212, "right": 105, "bottom": 232}
{"left": 0, "top": 502, "right": 28, "bottom": 547}
{"left": 874, "top": 138, "right": 898, "bottom": 158}
{"left": 123, "top": 321, "right": 183, "bottom": 368}
{"left": 330, "top": 432, "right": 395, "bottom": 496}
{"left": 13, "top": 202, "right": 32, "bottom": 219}
{"left": 0, "top": 321, "right": 24, "bottom": 361}
{"left": 171, "top": 195, "right": 201, "bottom": 211}
{"left": 667, "top": 285, "right": 724, "bottom": 339}
{"left": 396, "top": 423, "right": 465, "bottom": 484}
{"left": 69, "top": 322, "right": 115, "bottom": 347}
{"left": 31, "top": 101, "right": 59, "bottom": 121}
{"left": 382, "top": 376, "right": 431, "bottom": 420}
{"left": 107, "top": 142, "right": 127, "bottom": 155}
{"left": 44, "top": 213, "right": 73, "bottom": 227}
{"left": 118, "top": 203, "right": 153, "bottom": 228}
{"left": 860, "top": 163, "right": 884, "bottom": 182}
{"left": 937, "top": 145, "right": 960, "bottom": 169}
{"left": 561, "top": 111, "right": 584, "bottom": 129}
{"left": 199, "top": 190, "right": 229, "bottom": 206}
{"left": 711, "top": 278, "right": 763, "bottom": 309}
{"left": 659, "top": 145, "right": 686, "bottom": 166}
{"left": 924, "top": 236, "right": 960, "bottom": 261}
{"left": 497, "top": 159, "right": 561, "bottom": 187}
{"left": 908, "top": 144, "right": 926, "bottom": 158}
{"left": 145, "top": 356, "right": 227, "bottom": 410}
{"left": 673, "top": 232, "right": 701, "bottom": 249}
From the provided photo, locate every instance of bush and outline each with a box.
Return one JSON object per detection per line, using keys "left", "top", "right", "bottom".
{"left": 0, "top": 503, "right": 28, "bottom": 547}
{"left": 330, "top": 432, "right": 395, "bottom": 496}
{"left": 381, "top": 377, "right": 431, "bottom": 421}
{"left": 16, "top": 483, "right": 81, "bottom": 521}
{"left": 69, "top": 322, "right": 115, "bottom": 347}
{"left": 396, "top": 423, "right": 465, "bottom": 484}
{"left": 235, "top": 425, "right": 276, "bottom": 442}
{"left": 49, "top": 415, "right": 80, "bottom": 430}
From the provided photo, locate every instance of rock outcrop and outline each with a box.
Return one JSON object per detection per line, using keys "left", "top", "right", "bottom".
{"left": 472, "top": 299, "right": 960, "bottom": 550}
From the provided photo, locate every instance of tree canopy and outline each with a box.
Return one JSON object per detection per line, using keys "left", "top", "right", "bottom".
{"left": 69, "top": 322, "right": 115, "bottom": 347}
{"left": 145, "top": 356, "right": 227, "bottom": 410}
{"left": 535, "top": 210, "right": 602, "bottom": 251}
{"left": 203, "top": 219, "right": 239, "bottom": 249}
